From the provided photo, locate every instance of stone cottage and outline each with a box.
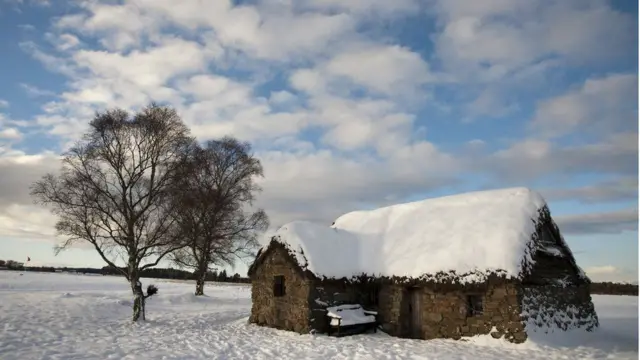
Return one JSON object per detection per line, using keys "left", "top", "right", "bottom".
{"left": 247, "top": 187, "right": 599, "bottom": 343}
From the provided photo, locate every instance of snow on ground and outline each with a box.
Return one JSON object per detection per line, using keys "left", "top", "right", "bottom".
{"left": 0, "top": 271, "right": 637, "bottom": 360}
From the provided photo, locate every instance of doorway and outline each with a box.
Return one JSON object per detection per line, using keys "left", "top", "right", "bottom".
{"left": 407, "top": 287, "right": 422, "bottom": 338}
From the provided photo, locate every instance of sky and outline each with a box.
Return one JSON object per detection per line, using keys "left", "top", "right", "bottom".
{"left": 0, "top": 0, "right": 637, "bottom": 283}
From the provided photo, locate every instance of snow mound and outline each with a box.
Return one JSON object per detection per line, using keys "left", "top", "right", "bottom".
{"left": 326, "top": 304, "right": 376, "bottom": 326}
{"left": 268, "top": 187, "right": 548, "bottom": 281}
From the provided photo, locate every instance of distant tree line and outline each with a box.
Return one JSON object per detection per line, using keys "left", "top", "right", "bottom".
{"left": 0, "top": 260, "right": 27, "bottom": 270}
{"left": 589, "top": 281, "right": 638, "bottom": 296}
{"left": 100, "top": 265, "right": 250, "bottom": 283}
{"left": 0, "top": 259, "right": 251, "bottom": 283}
{"left": 3, "top": 258, "right": 636, "bottom": 294}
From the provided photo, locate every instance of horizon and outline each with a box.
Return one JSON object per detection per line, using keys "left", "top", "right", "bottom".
{"left": 0, "top": 0, "right": 637, "bottom": 284}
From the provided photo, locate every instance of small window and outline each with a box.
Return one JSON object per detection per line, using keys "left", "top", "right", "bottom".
{"left": 466, "top": 295, "right": 483, "bottom": 317}
{"left": 273, "top": 275, "right": 285, "bottom": 297}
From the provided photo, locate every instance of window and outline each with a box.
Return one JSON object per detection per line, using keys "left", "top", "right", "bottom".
{"left": 466, "top": 295, "right": 483, "bottom": 317}
{"left": 273, "top": 275, "right": 285, "bottom": 297}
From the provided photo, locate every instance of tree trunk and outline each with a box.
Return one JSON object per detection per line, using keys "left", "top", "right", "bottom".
{"left": 133, "top": 294, "right": 144, "bottom": 322}
{"left": 195, "top": 269, "right": 206, "bottom": 296}
{"left": 130, "top": 270, "right": 145, "bottom": 322}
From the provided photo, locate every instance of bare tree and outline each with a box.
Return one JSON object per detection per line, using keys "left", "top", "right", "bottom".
{"left": 170, "top": 137, "right": 268, "bottom": 296}
{"left": 30, "top": 103, "right": 192, "bottom": 321}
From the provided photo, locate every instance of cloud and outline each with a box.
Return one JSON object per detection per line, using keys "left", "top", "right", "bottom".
{"left": 0, "top": 128, "right": 22, "bottom": 140}
{"left": 22, "top": 0, "right": 435, "bottom": 153}
{"left": 585, "top": 265, "right": 638, "bottom": 284}
{"left": 72, "top": 37, "right": 214, "bottom": 89}
{"left": 531, "top": 73, "right": 638, "bottom": 138}
{"left": 289, "top": 42, "right": 434, "bottom": 103}
{"left": 301, "top": 0, "right": 420, "bottom": 15}
{"left": 17, "top": 23, "right": 35, "bottom": 31}
{"left": 53, "top": 2, "right": 160, "bottom": 51}
{"left": 53, "top": 0, "right": 358, "bottom": 61}
{"left": 0, "top": 99, "right": 9, "bottom": 108}
{"left": 0, "top": 150, "right": 61, "bottom": 239}
{"left": 432, "top": 0, "right": 635, "bottom": 81}
{"left": 542, "top": 177, "right": 638, "bottom": 204}
{"left": 324, "top": 44, "right": 433, "bottom": 97}
{"left": 430, "top": 0, "right": 636, "bottom": 119}
{"left": 0, "top": 111, "right": 25, "bottom": 141}
{"left": 0, "top": 150, "right": 59, "bottom": 206}
{"left": 483, "top": 132, "right": 637, "bottom": 182}
{"left": 3, "top": 0, "right": 49, "bottom": 10}
{"left": 46, "top": 33, "right": 81, "bottom": 51}
{"left": 307, "top": 96, "right": 419, "bottom": 152}
{"left": 255, "top": 145, "right": 459, "bottom": 228}
{"left": 555, "top": 208, "right": 638, "bottom": 235}
{"left": 0, "top": 204, "right": 57, "bottom": 240}
{"left": 19, "top": 41, "right": 76, "bottom": 77}
{"left": 20, "top": 83, "right": 56, "bottom": 97}
{"left": 7, "top": 0, "right": 638, "bottom": 255}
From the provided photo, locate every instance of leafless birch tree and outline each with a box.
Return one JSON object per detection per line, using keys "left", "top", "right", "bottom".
{"left": 30, "top": 103, "right": 192, "bottom": 320}
{"left": 170, "top": 137, "right": 268, "bottom": 295}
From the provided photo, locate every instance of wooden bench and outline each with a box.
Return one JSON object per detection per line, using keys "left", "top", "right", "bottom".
{"left": 326, "top": 304, "right": 378, "bottom": 337}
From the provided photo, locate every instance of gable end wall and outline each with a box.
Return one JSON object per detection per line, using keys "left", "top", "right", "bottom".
{"left": 249, "top": 245, "right": 312, "bottom": 334}
{"left": 520, "top": 284, "right": 599, "bottom": 333}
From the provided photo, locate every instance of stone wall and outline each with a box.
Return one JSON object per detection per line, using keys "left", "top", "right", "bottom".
{"left": 249, "top": 245, "right": 312, "bottom": 334}
{"left": 377, "top": 285, "right": 405, "bottom": 336}
{"left": 520, "top": 285, "right": 599, "bottom": 333}
{"left": 377, "top": 283, "right": 527, "bottom": 343}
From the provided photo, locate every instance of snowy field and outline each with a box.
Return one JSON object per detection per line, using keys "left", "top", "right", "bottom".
{"left": 0, "top": 271, "right": 637, "bottom": 360}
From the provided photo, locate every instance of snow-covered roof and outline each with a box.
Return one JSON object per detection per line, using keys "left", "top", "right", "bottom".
{"left": 262, "top": 187, "right": 554, "bottom": 282}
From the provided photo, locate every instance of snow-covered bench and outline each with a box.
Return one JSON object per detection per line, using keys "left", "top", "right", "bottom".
{"left": 326, "top": 304, "right": 378, "bottom": 337}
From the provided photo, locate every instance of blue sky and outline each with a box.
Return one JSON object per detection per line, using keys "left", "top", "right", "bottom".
{"left": 0, "top": 0, "right": 637, "bottom": 282}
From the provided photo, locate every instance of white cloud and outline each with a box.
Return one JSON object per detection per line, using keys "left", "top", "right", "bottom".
{"left": 0, "top": 128, "right": 22, "bottom": 140}
{"left": 255, "top": 145, "right": 458, "bottom": 227}
{"left": 72, "top": 37, "right": 213, "bottom": 89}
{"left": 56, "top": 33, "right": 80, "bottom": 51}
{"left": 177, "top": 74, "right": 252, "bottom": 103}
{"left": 301, "top": 0, "right": 419, "bottom": 15}
{"left": 20, "top": 83, "right": 56, "bottom": 97}
{"left": 17, "top": 23, "right": 35, "bottom": 31}
{"left": 314, "top": 97, "right": 416, "bottom": 153}
{"left": 268, "top": 91, "right": 297, "bottom": 105}
{"left": 555, "top": 208, "right": 638, "bottom": 235}
{"left": 432, "top": 0, "right": 635, "bottom": 83}
{"left": 325, "top": 44, "right": 432, "bottom": 96}
{"left": 54, "top": 2, "right": 158, "bottom": 51}
{"left": 531, "top": 73, "right": 638, "bottom": 137}
{"left": 0, "top": 204, "right": 57, "bottom": 240}
{"left": 542, "top": 178, "right": 638, "bottom": 204}
{"left": 9, "top": 0, "right": 638, "bottom": 255}
{"left": 587, "top": 265, "right": 618, "bottom": 274}
{"left": 54, "top": 0, "right": 357, "bottom": 61}
{"left": 485, "top": 132, "right": 638, "bottom": 181}
{"left": 0, "top": 150, "right": 61, "bottom": 240}
{"left": 19, "top": 41, "right": 76, "bottom": 77}
{"left": 585, "top": 265, "right": 638, "bottom": 284}
{"left": 466, "top": 88, "right": 519, "bottom": 118}
{"left": 0, "top": 99, "right": 9, "bottom": 108}
{"left": 283, "top": 43, "right": 435, "bottom": 153}
{"left": 289, "top": 69, "right": 327, "bottom": 94}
